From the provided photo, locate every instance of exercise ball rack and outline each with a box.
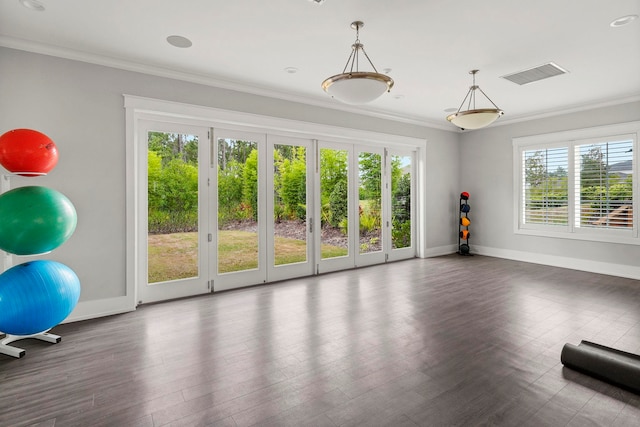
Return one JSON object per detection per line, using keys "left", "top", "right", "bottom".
{"left": 0, "top": 173, "right": 63, "bottom": 359}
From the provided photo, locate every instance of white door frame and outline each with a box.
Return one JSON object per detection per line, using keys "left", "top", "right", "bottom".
{"left": 386, "top": 148, "right": 417, "bottom": 262}
{"left": 136, "top": 120, "right": 211, "bottom": 304}
{"left": 266, "top": 134, "right": 315, "bottom": 282}
{"left": 354, "top": 144, "right": 387, "bottom": 268}
{"left": 315, "top": 141, "right": 355, "bottom": 274}
{"left": 211, "top": 128, "right": 267, "bottom": 291}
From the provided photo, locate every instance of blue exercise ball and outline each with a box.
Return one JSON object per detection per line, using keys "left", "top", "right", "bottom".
{"left": 0, "top": 260, "right": 81, "bottom": 336}
{"left": 0, "top": 186, "right": 77, "bottom": 255}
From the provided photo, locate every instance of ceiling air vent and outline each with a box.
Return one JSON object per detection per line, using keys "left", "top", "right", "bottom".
{"left": 501, "top": 62, "right": 568, "bottom": 85}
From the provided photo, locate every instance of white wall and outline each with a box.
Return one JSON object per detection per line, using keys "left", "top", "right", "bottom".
{"left": 460, "top": 101, "right": 640, "bottom": 279}
{"left": 0, "top": 47, "right": 459, "bottom": 317}
{"left": 423, "top": 133, "right": 461, "bottom": 255}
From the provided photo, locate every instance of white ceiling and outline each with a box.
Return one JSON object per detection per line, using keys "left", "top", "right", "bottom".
{"left": 1, "top": 0, "right": 639, "bottom": 129}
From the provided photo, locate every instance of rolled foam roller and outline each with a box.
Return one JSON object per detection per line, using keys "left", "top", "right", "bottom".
{"left": 561, "top": 340, "right": 640, "bottom": 394}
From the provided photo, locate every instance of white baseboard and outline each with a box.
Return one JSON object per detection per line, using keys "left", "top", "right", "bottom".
{"left": 64, "top": 295, "right": 136, "bottom": 323}
{"left": 473, "top": 245, "right": 640, "bottom": 280}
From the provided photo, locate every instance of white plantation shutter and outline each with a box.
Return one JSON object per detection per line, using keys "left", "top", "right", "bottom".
{"left": 514, "top": 122, "right": 638, "bottom": 244}
{"left": 576, "top": 139, "right": 634, "bottom": 229}
{"left": 523, "top": 147, "right": 568, "bottom": 226}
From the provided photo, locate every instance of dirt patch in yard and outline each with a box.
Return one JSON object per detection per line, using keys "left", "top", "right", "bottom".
{"left": 221, "top": 219, "right": 381, "bottom": 251}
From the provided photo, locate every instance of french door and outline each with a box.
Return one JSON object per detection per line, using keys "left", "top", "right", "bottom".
{"left": 355, "top": 145, "right": 386, "bottom": 267}
{"left": 211, "top": 129, "right": 266, "bottom": 290}
{"left": 266, "top": 135, "right": 314, "bottom": 282}
{"left": 211, "top": 131, "right": 314, "bottom": 290}
{"left": 316, "top": 143, "right": 415, "bottom": 273}
{"left": 137, "top": 121, "right": 210, "bottom": 304}
{"left": 137, "top": 123, "right": 415, "bottom": 302}
{"left": 316, "top": 142, "right": 353, "bottom": 273}
{"left": 387, "top": 148, "right": 415, "bottom": 262}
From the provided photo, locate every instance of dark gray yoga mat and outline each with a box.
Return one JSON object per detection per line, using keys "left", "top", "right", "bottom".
{"left": 561, "top": 340, "right": 640, "bottom": 394}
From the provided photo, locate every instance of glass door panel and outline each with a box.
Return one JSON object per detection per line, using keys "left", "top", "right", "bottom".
{"left": 213, "top": 130, "right": 266, "bottom": 291}
{"left": 147, "top": 131, "right": 200, "bottom": 283}
{"left": 273, "top": 144, "right": 307, "bottom": 265}
{"left": 267, "top": 136, "right": 313, "bottom": 281}
{"left": 358, "top": 151, "right": 383, "bottom": 255}
{"left": 388, "top": 150, "right": 415, "bottom": 261}
{"left": 391, "top": 154, "right": 412, "bottom": 249}
{"left": 320, "top": 147, "right": 349, "bottom": 259}
{"left": 216, "top": 137, "right": 259, "bottom": 274}
{"left": 355, "top": 147, "right": 385, "bottom": 266}
{"left": 317, "top": 143, "right": 354, "bottom": 273}
{"left": 138, "top": 121, "right": 210, "bottom": 304}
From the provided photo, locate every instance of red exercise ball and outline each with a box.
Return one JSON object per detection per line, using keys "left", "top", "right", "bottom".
{"left": 0, "top": 129, "right": 59, "bottom": 176}
{"left": 460, "top": 191, "right": 470, "bottom": 200}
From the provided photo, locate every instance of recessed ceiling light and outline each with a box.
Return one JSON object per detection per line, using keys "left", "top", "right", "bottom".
{"left": 19, "top": 0, "right": 45, "bottom": 11}
{"left": 610, "top": 14, "right": 638, "bottom": 27}
{"left": 166, "top": 35, "right": 192, "bottom": 48}
{"left": 393, "top": 94, "right": 404, "bottom": 100}
{"left": 284, "top": 67, "right": 298, "bottom": 74}
{"left": 444, "top": 107, "right": 458, "bottom": 113}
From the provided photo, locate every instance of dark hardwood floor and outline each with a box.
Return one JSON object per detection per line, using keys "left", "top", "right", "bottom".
{"left": 2, "top": 255, "right": 640, "bottom": 426}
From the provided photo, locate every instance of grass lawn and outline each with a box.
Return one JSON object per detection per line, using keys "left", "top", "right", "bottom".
{"left": 147, "top": 232, "right": 199, "bottom": 283}
{"left": 148, "top": 230, "right": 347, "bottom": 282}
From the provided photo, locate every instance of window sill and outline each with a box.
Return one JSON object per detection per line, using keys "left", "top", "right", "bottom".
{"left": 515, "top": 226, "right": 639, "bottom": 246}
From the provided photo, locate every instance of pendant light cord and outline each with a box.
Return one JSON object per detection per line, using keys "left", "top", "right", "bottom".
{"left": 341, "top": 22, "right": 380, "bottom": 74}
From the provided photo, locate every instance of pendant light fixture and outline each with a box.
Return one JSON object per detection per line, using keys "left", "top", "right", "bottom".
{"left": 322, "top": 21, "right": 394, "bottom": 105}
{"left": 446, "top": 70, "right": 504, "bottom": 130}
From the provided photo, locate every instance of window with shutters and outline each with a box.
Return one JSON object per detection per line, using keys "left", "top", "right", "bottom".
{"left": 576, "top": 140, "right": 633, "bottom": 230}
{"left": 523, "top": 147, "right": 569, "bottom": 227}
{"left": 513, "top": 122, "right": 638, "bottom": 244}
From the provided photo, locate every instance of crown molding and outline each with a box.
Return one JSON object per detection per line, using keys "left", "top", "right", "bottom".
{"left": 0, "top": 36, "right": 454, "bottom": 132}
{"left": 490, "top": 94, "right": 640, "bottom": 128}
{"left": 3, "top": 36, "right": 637, "bottom": 134}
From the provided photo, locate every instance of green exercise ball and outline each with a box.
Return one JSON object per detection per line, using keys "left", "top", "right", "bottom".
{"left": 0, "top": 186, "right": 77, "bottom": 255}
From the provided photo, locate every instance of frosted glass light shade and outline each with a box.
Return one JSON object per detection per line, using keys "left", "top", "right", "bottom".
{"left": 446, "top": 108, "right": 504, "bottom": 130}
{"left": 322, "top": 72, "right": 394, "bottom": 105}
